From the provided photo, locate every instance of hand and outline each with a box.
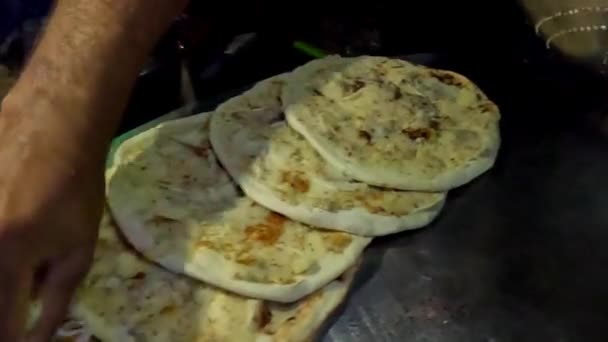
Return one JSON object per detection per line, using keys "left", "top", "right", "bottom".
{"left": 0, "top": 102, "right": 104, "bottom": 341}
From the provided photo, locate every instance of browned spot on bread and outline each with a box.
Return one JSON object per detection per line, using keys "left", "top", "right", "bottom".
{"left": 245, "top": 213, "right": 286, "bottom": 245}
{"left": 256, "top": 303, "right": 273, "bottom": 329}
{"left": 359, "top": 189, "right": 391, "bottom": 214}
{"left": 478, "top": 102, "right": 497, "bottom": 113}
{"left": 353, "top": 80, "right": 366, "bottom": 91}
{"left": 343, "top": 79, "right": 366, "bottom": 94}
{"left": 281, "top": 171, "right": 310, "bottom": 193}
{"left": 364, "top": 203, "right": 388, "bottom": 214}
{"left": 235, "top": 251, "right": 256, "bottom": 265}
{"left": 132, "top": 272, "right": 146, "bottom": 280}
{"left": 430, "top": 70, "right": 463, "bottom": 87}
{"left": 149, "top": 215, "right": 180, "bottom": 225}
{"left": 160, "top": 305, "right": 176, "bottom": 315}
{"left": 323, "top": 233, "right": 353, "bottom": 253}
{"left": 189, "top": 145, "right": 209, "bottom": 158}
{"left": 373, "top": 68, "right": 387, "bottom": 77}
{"left": 430, "top": 120, "right": 440, "bottom": 130}
{"left": 358, "top": 130, "right": 372, "bottom": 144}
{"left": 393, "top": 87, "right": 403, "bottom": 100}
{"left": 267, "top": 212, "right": 286, "bottom": 227}
{"left": 402, "top": 127, "right": 433, "bottom": 140}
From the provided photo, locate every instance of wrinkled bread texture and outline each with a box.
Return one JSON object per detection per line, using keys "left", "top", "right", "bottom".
{"left": 283, "top": 56, "right": 501, "bottom": 191}
{"left": 107, "top": 112, "right": 370, "bottom": 303}
{"left": 211, "top": 76, "right": 446, "bottom": 236}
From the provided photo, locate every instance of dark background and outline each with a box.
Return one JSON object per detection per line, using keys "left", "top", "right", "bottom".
{"left": 4, "top": 0, "right": 600, "bottom": 133}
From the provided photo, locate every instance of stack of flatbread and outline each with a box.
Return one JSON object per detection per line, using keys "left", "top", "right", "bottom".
{"left": 53, "top": 55, "right": 500, "bottom": 341}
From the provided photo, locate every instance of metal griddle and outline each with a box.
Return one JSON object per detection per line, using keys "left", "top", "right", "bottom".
{"left": 111, "top": 53, "right": 608, "bottom": 342}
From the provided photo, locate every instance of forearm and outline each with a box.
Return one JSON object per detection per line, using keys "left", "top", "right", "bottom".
{"left": 1, "top": 0, "right": 188, "bottom": 166}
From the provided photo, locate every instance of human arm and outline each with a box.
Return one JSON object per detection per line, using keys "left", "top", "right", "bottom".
{"left": 0, "top": 0, "right": 188, "bottom": 341}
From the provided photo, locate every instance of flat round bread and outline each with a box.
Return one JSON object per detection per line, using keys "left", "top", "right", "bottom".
{"left": 71, "top": 211, "right": 360, "bottom": 342}
{"left": 282, "top": 55, "right": 501, "bottom": 191}
{"left": 211, "top": 76, "right": 446, "bottom": 236}
{"left": 106, "top": 112, "right": 370, "bottom": 303}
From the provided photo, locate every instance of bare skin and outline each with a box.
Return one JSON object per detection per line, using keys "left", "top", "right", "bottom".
{"left": 0, "top": 0, "right": 188, "bottom": 340}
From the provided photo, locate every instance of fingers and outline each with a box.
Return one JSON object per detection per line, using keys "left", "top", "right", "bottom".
{"left": 27, "top": 250, "right": 92, "bottom": 342}
{"left": 0, "top": 267, "right": 33, "bottom": 342}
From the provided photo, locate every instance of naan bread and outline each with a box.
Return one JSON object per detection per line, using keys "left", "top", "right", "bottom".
{"left": 71, "top": 211, "right": 360, "bottom": 342}
{"left": 211, "top": 76, "right": 446, "bottom": 236}
{"left": 282, "top": 55, "right": 501, "bottom": 191}
{"left": 106, "top": 112, "right": 370, "bottom": 303}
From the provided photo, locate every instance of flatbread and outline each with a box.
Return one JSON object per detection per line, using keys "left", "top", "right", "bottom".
{"left": 211, "top": 76, "right": 446, "bottom": 236}
{"left": 70, "top": 211, "right": 360, "bottom": 342}
{"left": 282, "top": 55, "right": 501, "bottom": 191}
{"left": 106, "top": 112, "right": 370, "bottom": 303}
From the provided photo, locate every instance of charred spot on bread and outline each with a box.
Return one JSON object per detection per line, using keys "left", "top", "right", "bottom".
{"left": 358, "top": 130, "right": 372, "bottom": 144}
{"left": 131, "top": 272, "right": 146, "bottom": 280}
{"left": 281, "top": 171, "right": 310, "bottom": 193}
{"left": 402, "top": 128, "right": 433, "bottom": 140}
{"left": 266, "top": 109, "right": 286, "bottom": 125}
{"left": 160, "top": 305, "right": 176, "bottom": 315}
{"left": 393, "top": 87, "right": 403, "bottom": 100}
{"left": 430, "top": 120, "right": 440, "bottom": 130}
{"left": 256, "top": 303, "right": 273, "bottom": 329}
{"left": 342, "top": 79, "right": 366, "bottom": 94}
{"left": 430, "top": 70, "right": 462, "bottom": 87}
